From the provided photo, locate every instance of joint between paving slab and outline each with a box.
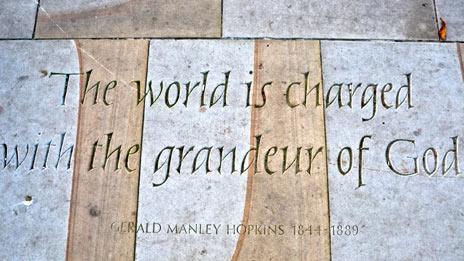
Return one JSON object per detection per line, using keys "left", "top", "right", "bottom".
{"left": 457, "top": 43, "right": 464, "bottom": 83}
{"left": 65, "top": 39, "right": 84, "bottom": 261}
{"left": 432, "top": 0, "right": 439, "bottom": 33}
{"left": 0, "top": 37, "right": 462, "bottom": 43}
{"left": 319, "top": 40, "right": 333, "bottom": 261}
{"left": 220, "top": 0, "right": 224, "bottom": 37}
{"left": 32, "top": 0, "right": 41, "bottom": 39}
{"left": 131, "top": 40, "right": 151, "bottom": 261}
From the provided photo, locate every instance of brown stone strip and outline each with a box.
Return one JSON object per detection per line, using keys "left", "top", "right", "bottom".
{"left": 35, "top": 0, "right": 221, "bottom": 38}
{"left": 66, "top": 40, "right": 148, "bottom": 261}
{"left": 231, "top": 40, "right": 260, "bottom": 261}
{"left": 232, "top": 40, "right": 330, "bottom": 261}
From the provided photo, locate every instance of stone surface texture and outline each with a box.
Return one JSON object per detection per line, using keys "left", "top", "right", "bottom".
{"left": 233, "top": 40, "right": 330, "bottom": 261}
{"left": 35, "top": 0, "right": 221, "bottom": 38}
{"left": 322, "top": 41, "right": 464, "bottom": 260}
{"left": 66, "top": 39, "right": 148, "bottom": 260}
{"left": 0, "top": 0, "right": 38, "bottom": 38}
{"left": 0, "top": 40, "right": 80, "bottom": 260}
{"left": 436, "top": 0, "right": 464, "bottom": 41}
{"left": 2, "top": 0, "right": 464, "bottom": 259}
{"left": 136, "top": 40, "right": 253, "bottom": 260}
{"left": 223, "top": 0, "right": 437, "bottom": 40}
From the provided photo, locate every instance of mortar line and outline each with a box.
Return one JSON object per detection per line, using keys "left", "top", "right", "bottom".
{"left": 131, "top": 39, "right": 150, "bottom": 261}
{"left": 0, "top": 37, "right": 462, "bottom": 43}
{"left": 65, "top": 39, "right": 84, "bottom": 261}
{"left": 457, "top": 43, "right": 464, "bottom": 82}
{"left": 32, "top": 0, "right": 41, "bottom": 39}
{"left": 432, "top": 0, "right": 439, "bottom": 30}
{"left": 319, "top": 41, "right": 333, "bottom": 261}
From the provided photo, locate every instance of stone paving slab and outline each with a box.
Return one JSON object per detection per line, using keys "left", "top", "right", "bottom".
{"left": 35, "top": 0, "right": 221, "bottom": 38}
{"left": 235, "top": 40, "right": 330, "bottom": 261}
{"left": 136, "top": 40, "right": 253, "bottom": 260}
{"left": 0, "top": 0, "right": 38, "bottom": 38}
{"left": 66, "top": 40, "right": 148, "bottom": 260}
{"left": 0, "top": 21, "right": 463, "bottom": 260}
{"left": 436, "top": 0, "right": 464, "bottom": 41}
{"left": 136, "top": 39, "right": 330, "bottom": 260}
{"left": 322, "top": 41, "right": 464, "bottom": 260}
{"left": 223, "top": 0, "right": 438, "bottom": 40}
{"left": 0, "top": 41, "right": 80, "bottom": 260}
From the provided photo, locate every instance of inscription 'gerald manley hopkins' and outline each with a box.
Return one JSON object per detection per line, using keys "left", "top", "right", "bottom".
{"left": 50, "top": 70, "right": 413, "bottom": 121}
